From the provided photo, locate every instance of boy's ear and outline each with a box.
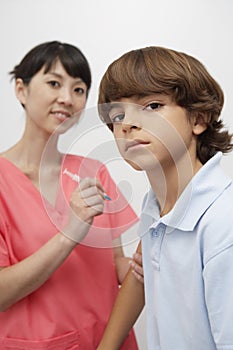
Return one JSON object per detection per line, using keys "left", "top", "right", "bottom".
{"left": 15, "top": 78, "right": 28, "bottom": 106}
{"left": 192, "top": 113, "right": 208, "bottom": 135}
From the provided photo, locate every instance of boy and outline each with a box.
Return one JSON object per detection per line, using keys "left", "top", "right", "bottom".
{"left": 97, "top": 46, "right": 233, "bottom": 349}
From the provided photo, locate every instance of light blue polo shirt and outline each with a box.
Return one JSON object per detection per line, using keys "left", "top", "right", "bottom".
{"left": 139, "top": 152, "right": 233, "bottom": 350}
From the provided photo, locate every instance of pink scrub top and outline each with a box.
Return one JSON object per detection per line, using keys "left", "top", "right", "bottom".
{"left": 0, "top": 155, "right": 139, "bottom": 350}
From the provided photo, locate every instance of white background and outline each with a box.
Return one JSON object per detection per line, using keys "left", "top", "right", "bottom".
{"left": 1, "top": 1, "right": 233, "bottom": 348}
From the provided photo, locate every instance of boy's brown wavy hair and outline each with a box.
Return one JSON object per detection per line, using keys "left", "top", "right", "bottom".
{"left": 98, "top": 46, "right": 232, "bottom": 164}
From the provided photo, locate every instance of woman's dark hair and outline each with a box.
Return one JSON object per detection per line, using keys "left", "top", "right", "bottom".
{"left": 10, "top": 40, "right": 91, "bottom": 94}
{"left": 98, "top": 46, "right": 233, "bottom": 164}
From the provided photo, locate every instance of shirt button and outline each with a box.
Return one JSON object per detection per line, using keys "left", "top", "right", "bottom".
{"left": 149, "top": 226, "right": 159, "bottom": 237}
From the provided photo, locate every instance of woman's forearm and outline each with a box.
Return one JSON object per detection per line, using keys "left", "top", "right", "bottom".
{"left": 0, "top": 233, "right": 76, "bottom": 311}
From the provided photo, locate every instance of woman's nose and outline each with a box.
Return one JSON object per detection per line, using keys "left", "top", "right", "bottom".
{"left": 57, "top": 88, "right": 73, "bottom": 105}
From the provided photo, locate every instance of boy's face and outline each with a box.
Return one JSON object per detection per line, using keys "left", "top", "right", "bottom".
{"left": 107, "top": 94, "right": 200, "bottom": 172}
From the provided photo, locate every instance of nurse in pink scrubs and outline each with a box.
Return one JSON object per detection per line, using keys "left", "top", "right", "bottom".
{"left": 0, "top": 41, "right": 141, "bottom": 349}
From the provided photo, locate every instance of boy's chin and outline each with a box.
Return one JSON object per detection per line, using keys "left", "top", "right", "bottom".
{"left": 125, "top": 159, "right": 143, "bottom": 171}
{"left": 125, "top": 157, "right": 161, "bottom": 173}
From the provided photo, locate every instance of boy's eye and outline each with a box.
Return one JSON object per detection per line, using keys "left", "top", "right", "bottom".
{"left": 145, "top": 102, "right": 163, "bottom": 110}
{"left": 109, "top": 113, "right": 125, "bottom": 123}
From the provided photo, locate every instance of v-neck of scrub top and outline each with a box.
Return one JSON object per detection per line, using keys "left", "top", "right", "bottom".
{"left": 0, "top": 156, "right": 68, "bottom": 210}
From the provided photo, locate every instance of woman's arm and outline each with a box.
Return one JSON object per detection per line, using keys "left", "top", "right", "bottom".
{"left": 97, "top": 241, "right": 145, "bottom": 350}
{"left": 0, "top": 177, "right": 105, "bottom": 311}
{"left": 0, "top": 233, "right": 76, "bottom": 311}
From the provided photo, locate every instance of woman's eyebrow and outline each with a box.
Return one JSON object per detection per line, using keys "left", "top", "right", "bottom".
{"left": 46, "top": 71, "right": 84, "bottom": 83}
{"left": 46, "top": 71, "right": 63, "bottom": 79}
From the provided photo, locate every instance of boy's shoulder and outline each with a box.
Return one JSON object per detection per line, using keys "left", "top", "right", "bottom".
{"left": 204, "top": 179, "right": 233, "bottom": 219}
{"left": 197, "top": 181, "right": 233, "bottom": 262}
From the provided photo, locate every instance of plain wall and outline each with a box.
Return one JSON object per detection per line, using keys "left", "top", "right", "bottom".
{"left": 1, "top": 1, "right": 233, "bottom": 348}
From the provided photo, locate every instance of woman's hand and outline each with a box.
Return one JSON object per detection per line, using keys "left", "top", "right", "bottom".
{"left": 129, "top": 251, "right": 144, "bottom": 283}
{"left": 62, "top": 177, "right": 105, "bottom": 243}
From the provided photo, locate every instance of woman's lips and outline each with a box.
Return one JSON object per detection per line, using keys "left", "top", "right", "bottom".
{"left": 51, "top": 110, "right": 71, "bottom": 121}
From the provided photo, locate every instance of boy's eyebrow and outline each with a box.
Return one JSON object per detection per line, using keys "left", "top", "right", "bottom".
{"left": 108, "top": 102, "right": 124, "bottom": 110}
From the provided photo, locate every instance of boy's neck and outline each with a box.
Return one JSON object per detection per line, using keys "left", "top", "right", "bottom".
{"left": 147, "top": 154, "right": 203, "bottom": 217}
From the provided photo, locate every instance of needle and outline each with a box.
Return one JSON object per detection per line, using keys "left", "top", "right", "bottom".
{"left": 63, "top": 168, "right": 112, "bottom": 201}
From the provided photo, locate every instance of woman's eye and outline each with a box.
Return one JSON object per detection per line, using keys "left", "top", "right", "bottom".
{"left": 48, "top": 80, "right": 60, "bottom": 88}
{"left": 145, "top": 102, "right": 163, "bottom": 110}
{"left": 109, "top": 113, "right": 125, "bottom": 123}
{"left": 75, "top": 87, "right": 85, "bottom": 94}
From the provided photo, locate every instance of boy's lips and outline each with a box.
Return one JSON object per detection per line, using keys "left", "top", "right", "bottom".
{"left": 125, "top": 139, "right": 150, "bottom": 152}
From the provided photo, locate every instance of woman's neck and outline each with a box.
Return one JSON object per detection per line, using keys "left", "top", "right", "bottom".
{"left": 1, "top": 132, "right": 62, "bottom": 175}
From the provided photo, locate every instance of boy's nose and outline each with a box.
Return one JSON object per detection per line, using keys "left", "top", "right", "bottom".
{"left": 121, "top": 112, "right": 142, "bottom": 131}
{"left": 121, "top": 120, "right": 142, "bottom": 132}
{"left": 121, "top": 105, "right": 142, "bottom": 131}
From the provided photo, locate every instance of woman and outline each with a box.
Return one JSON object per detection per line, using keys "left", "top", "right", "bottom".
{"left": 0, "top": 41, "right": 140, "bottom": 349}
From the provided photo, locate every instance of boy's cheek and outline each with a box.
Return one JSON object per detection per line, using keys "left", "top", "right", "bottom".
{"left": 114, "top": 137, "right": 125, "bottom": 152}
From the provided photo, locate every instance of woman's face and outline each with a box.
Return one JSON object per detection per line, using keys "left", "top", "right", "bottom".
{"left": 15, "top": 59, "right": 88, "bottom": 136}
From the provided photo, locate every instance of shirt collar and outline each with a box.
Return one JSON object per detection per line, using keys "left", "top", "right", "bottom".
{"left": 141, "top": 152, "right": 232, "bottom": 232}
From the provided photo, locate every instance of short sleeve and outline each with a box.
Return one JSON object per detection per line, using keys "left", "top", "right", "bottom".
{"left": 203, "top": 246, "right": 233, "bottom": 349}
{"left": 0, "top": 186, "right": 10, "bottom": 266}
{"left": 0, "top": 231, "right": 10, "bottom": 266}
{"left": 97, "top": 163, "right": 139, "bottom": 239}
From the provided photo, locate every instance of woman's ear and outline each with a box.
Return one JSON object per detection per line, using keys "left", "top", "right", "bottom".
{"left": 192, "top": 113, "right": 209, "bottom": 135}
{"left": 15, "top": 78, "right": 28, "bottom": 106}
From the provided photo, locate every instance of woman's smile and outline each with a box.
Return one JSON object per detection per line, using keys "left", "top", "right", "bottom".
{"left": 50, "top": 109, "right": 71, "bottom": 122}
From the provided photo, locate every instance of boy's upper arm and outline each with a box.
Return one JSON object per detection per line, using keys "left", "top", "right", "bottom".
{"left": 203, "top": 245, "right": 233, "bottom": 347}
{"left": 113, "top": 237, "right": 130, "bottom": 284}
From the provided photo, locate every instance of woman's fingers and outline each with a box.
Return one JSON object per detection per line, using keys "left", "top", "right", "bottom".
{"left": 70, "top": 179, "right": 104, "bottom": 219}
{"left": 79, "top": 177, "right": 106, "bottom": 201}
{"left": 129, "top": 252, "right": 144, "bottom": 284}
{"left": 61, "top": 177, "right": 106, "bottom": 243}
